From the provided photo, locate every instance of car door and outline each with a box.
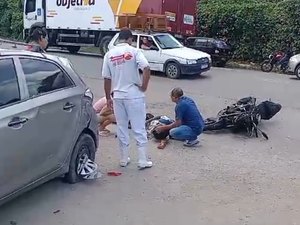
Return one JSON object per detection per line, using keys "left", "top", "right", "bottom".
{"left": 139, "top": 35, "right": 162, "bottom": 71}
{"left": 0, "top": 57, "right": 40, "bottom": 199}
{"left": 193, "top": 38, "right": 208, "bottom": 52}
{"left": 18, "top": 57, "right": 83, "bottom": 175}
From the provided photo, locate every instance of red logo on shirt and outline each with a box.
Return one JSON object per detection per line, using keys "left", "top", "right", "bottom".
{"left": 110, "top": 52, "right": 133, "bottom": 66}
{"left": 124, "top": 52, "right": 133, "bottom": 60}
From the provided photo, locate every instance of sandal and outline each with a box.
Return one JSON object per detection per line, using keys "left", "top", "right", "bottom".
{"left": 157, "top": 139, "right": 168, "bottom": 149}
{"left": 99, "top": 130, "right": 111, "bottom": 137}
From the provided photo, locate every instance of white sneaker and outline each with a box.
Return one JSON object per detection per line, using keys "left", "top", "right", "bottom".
{"left": 120, "top": 157, "right": 131, "bottom": 167}
{"left": 138, "top": 161, "right": 153, "bottom": 170}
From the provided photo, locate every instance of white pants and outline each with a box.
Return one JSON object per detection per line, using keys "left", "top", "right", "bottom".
{"left": 113, "top": 97, "right": 148, "bottom": 164}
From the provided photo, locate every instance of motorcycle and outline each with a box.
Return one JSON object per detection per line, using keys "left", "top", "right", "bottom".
{"left": 203, "top": 97, "right": 282, "bottom": 139}
{"left": 261, "top": 50, "right": 293, "bottom": 73}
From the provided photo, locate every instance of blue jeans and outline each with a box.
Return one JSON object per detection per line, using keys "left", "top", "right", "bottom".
{"left": 169, "top": 125, "right": 202, "bottom": 141}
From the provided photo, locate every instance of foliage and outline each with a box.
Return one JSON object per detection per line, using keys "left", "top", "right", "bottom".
{"left": 0, "top": 0, "right": 23, "bottom": 39}
{"left": 197, "top": 0, "right": 300, "bottom": 61}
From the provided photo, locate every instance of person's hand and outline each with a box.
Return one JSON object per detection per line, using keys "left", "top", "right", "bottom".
{"left": 139, "top": 85, "right": 147, "bottom": 92}
{"left": 106, "top": 98, "right": 113, "bottom": 110}
{"left": 155, "top": 125, "right": 165, "bottom": 133}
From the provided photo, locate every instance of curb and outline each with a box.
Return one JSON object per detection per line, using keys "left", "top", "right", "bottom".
{"left": 0, "top": 38, "right": 102, "bottom": 57}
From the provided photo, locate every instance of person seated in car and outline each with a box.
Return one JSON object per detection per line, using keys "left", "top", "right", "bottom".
{"left": 155, "top": 87, "right": 204, "bottom": 147}
{"left": 93, "top": 97, "right": 116, "bottom": 136}
{"left": 26, "top": 27, "right": 48, "bottom": 53}
{"left": 141, "top": 37, "right": 155, "bottom": 50}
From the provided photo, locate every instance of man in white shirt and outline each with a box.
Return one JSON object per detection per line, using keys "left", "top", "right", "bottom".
{"left": 102, "top": 28, "right": 152, "bottom": 169}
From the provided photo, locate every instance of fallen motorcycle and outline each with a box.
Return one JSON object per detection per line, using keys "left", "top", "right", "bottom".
{"left": 203, "top": 97, "right": 282, "bottom": 139}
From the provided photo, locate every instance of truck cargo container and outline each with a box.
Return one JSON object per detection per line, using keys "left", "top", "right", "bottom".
{"left": 138, "top": 0, "right": 198, "bottom": 40}
{"left": 23, "top": 0, "right": 197, "bottom": 54}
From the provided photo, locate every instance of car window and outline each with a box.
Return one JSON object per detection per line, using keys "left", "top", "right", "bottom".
{"left": 20, "top": 58, "right": 73, "bottom": 98}
{"left": 25, "top": 0, "right": 36, "bottom": 14}
{"left": 153, "top": 34, "right": 182, "bottom": 49}
{"left": 139, "top": 36, "right": 159, "bottom": 50}
{"left": 195, "top": 39, "right": 208, "bottom": 47}
{"left": 114, "top": 35, "right": 138, "bottom": 48}
{"left": 0, "top": 59, "right": 21, "bottom": 108}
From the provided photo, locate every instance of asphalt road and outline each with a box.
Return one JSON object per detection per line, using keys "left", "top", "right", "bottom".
{"left": 0, "top": 43, "right": 300, "bottom": 225}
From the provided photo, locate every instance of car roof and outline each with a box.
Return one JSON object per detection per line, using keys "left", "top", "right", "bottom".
{"left": 115, "top": 31, "right": 169, "bottom": 36}
{"left": 0, "top": 49, "right": 63, "bottom": 63}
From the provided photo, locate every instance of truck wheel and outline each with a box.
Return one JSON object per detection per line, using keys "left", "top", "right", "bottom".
{"left": 165, "top": 62, "right": 181, "bottom": 79}
{"left": 64, "top": 133, "right": 96, "bottom": 184}
{"left": 99, "top": 36, "right": 113, "bottom": 55}
{"left": 67, "top": 46, "right": 81, "bottom": 54}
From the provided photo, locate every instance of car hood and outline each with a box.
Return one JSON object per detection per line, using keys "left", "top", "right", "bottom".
{"left": 162, "top": 47, "right": 211, "bottom": 60}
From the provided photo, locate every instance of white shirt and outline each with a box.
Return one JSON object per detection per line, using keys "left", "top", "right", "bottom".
{"left": 102, "top": 43, "right": 149, "bottom": 99}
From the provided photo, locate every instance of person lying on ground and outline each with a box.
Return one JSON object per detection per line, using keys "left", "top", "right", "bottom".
{"left": 155, "top": 87, "right": 204, "bottom": 148}
{"left": 93, "top": 97, "right": 116, "bottom": 136}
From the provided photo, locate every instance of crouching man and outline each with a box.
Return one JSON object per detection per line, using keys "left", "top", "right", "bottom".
{"left": 155, "top": 88, "right": 204, "bottom": 147}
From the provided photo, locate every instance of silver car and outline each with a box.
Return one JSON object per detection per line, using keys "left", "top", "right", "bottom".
{"left": 0, "top": 49, "right": 99, "bottom": 206}
{"left": 287, "top": 54, "right": 300, "bottom": 79}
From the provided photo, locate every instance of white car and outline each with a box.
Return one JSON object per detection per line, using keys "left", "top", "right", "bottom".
{"left": 287, "top": 54, "right": 300, "bottom": 79}
{"left": 108, "top": 32, "right": 212, "bottom": 79}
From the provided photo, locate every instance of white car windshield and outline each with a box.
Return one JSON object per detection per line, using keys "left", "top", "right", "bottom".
{"left": 153, "top": 34, "right": 183, "bottom": 49}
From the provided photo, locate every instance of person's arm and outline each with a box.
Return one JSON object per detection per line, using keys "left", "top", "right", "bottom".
{"left": 158, "top": 119, "right": 182, "bottom": 132}
{"left": 102, "top": 53, "right": 113, "bottom": 109}
{"left": 136, "top": 50, "right": 150, "bottom": 92}
{"left": 157, "top": 103, "right": 185, "bottom": 132}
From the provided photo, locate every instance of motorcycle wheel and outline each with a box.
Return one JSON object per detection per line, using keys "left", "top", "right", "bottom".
{"left": 261, "top": 60, "right": 273, "bottom": 72}
{"left": 203, "top": 119, "right": 225, "bottom": 131}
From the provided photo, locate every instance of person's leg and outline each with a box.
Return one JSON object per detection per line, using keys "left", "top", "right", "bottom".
{"left": 100, "top": 114, "right": 116, "bottom": 131}
{"left": 169, "top": 125, "right": 200, "bottom": 147}
{"left": 125, "top": 97, "right": 152, "bottom": 169}
{"left": 169, "top": 125, "right": 197, "bottom": 140}
{"left": 113, "top": 99, "right": 130, "bottom": 166}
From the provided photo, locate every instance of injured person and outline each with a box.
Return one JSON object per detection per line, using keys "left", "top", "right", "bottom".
{"left": 154, "top": 88, "right": 205, "bottom": 148}
{"left": 93, "top": 97, "right": 116, "bottom": 136}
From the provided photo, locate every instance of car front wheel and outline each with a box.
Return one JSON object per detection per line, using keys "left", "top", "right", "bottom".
{"left": 165, "top": 62, "right": 181, "bottom": 79}
{"left": 65, "top": 133, "right": 96, "bottom": 184}
{"left": 295, "top": 65, "right": 300, "bottom": 79}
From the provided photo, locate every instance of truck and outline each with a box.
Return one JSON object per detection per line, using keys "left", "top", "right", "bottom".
{"left": 23, "top": 0, "right": 198, "bottom": 54}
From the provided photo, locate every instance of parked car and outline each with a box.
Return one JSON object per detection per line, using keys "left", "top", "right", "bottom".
{"left": 287, "top": 53, "right": 300, "bottom": 79}
{"left": 108, "top": 32, "right": 212, "bottom": 79}
{"left": 0, "top": 49, "right": 99, "bottom": 206}
{"left": 185, "top": 37, "right": 232, "bottom": 67}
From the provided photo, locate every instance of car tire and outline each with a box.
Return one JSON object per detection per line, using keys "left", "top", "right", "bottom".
{"left": 216, "top": 60, "right": 227, "bottom": 67}
{"left": 165, "top": 62, "right": 181, "bottom": 79}
{"left": 65, "top": 133, "right": 96, "bottom": 184}
{"left": 295, "top": 64, "right": 300, "bottom": 79}
{"left": 67, "top": 46, "right": 81, "bottom": 54}
{"left": 100, "top": 36, "right": 113, "bottom": 56}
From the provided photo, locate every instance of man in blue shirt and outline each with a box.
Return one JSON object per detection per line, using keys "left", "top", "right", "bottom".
{"left": 155, "top": 87, "right": 204, "bottom": 147}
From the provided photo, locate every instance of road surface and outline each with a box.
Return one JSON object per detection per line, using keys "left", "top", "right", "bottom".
{"left": 0, "top": 43, "right": 300, "bottom": 225}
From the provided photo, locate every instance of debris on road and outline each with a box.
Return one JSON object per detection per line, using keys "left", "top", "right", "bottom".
{"left": 53, "top": 210, "right": 61, "bottom": 214}
{"left": 107, "top": 171, "right": 122, "bottom": 176}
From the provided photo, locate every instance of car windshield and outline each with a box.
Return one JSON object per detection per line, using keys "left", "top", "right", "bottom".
{"left": 153, "top": 34, "right": 183, "bottom": 49}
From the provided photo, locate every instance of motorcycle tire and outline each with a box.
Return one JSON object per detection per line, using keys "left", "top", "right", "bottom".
{"left": 203, "top": 119, "right": 226, "bottom": 131}
{"left": 261, "top": 60, "right": 273, "bottom": 72}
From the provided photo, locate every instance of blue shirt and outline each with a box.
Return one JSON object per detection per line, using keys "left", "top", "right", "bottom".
{"left": 175, "top": 96, "right": 204, "bottom": 134}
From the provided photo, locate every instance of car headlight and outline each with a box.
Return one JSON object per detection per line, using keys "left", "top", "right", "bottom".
{"left": 186, "top": 59, "right": 197, "bottom": 64}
